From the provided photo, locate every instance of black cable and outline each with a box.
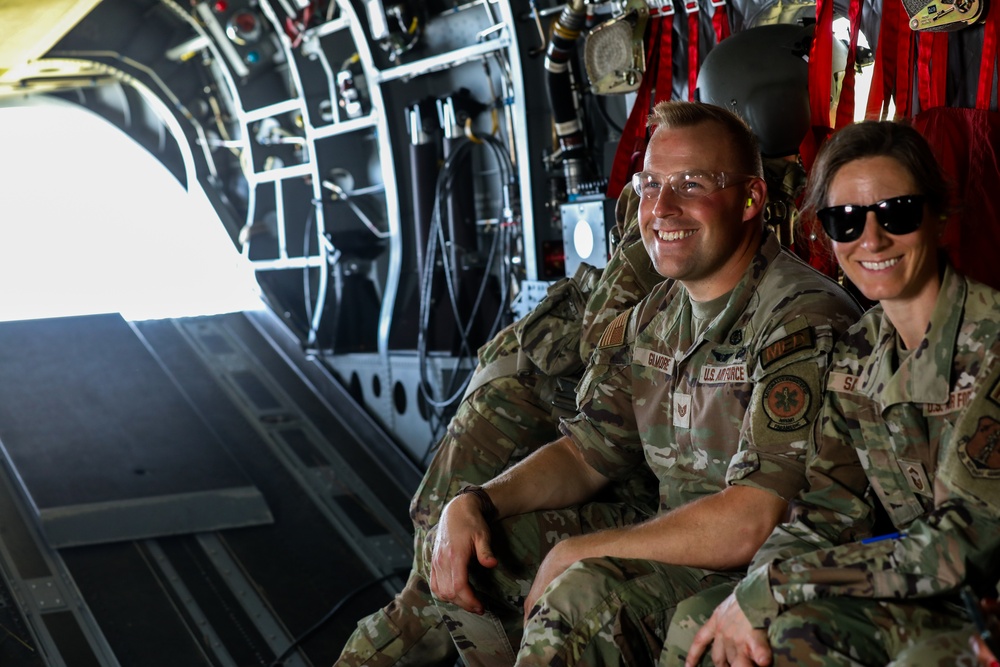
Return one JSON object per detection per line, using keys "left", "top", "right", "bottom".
{"left": 417, "top": 134, "right": 516, "bottom": 455}
{"left": 269, "top": 568, "right": 410, "bottom": 666}
{"left": 594, "top": 94, "right": 624, "bottom": 135}
{"left": 416, "top": 134, "right": 515, "bottom": 414}
{"left": 302, "top": 201, "right": 318, "bottom": 326}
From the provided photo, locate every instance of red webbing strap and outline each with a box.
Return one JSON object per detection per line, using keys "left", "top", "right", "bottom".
{"left": 895, "top": 12, "right": 916, "bottom": 117}
{"left": 800, "top": 0, "right": 835, "bottom": 169}
{"left": 931, "top": 32, "right": 948, "bottom": 107}
{"left": 977, "top": 3, "right": 1000, "bottom": 109}
{"left": 712, "top": 0, "right": 730, "bottom": 43}
{"left": 834, "top": 0, "right": 864, "bottom": 129}
{"left": 606, "top": 17, "right": 672, "bottom": 197}
{"left": 657, "top": 13, "right": 675, "bottom": 104}
{"left": 864, "top": 41, "right": 888, "bottom": 119}
{"left": 865, "top": 0, "right": 899, "bottom": 119}
{"left": 687, "top": 2, "right": 699, "bottom": 100}
{"left": 916, "top": 31, "right": 948, "bottom": 111}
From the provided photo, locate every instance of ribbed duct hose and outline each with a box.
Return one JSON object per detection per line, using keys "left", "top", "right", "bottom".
{"left": 544, "top": 0, "right": 589, "bottom": 195}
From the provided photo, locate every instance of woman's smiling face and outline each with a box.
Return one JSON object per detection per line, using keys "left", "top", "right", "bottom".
{"left": 826, "top": 155, "right": 942, "bottom": 308}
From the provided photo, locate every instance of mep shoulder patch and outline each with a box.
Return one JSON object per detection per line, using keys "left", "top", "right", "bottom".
{"left": 598, "top": 309, "right": 631, "bottom": 349}
{"left": 760, "top": 328, "right": 815, "bottom": 369}
{"left": 762, "top": 375, "right": 811, "bottom": 431}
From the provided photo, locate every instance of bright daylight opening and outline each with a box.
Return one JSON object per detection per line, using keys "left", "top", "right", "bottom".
{"left": 0, "top": 101, "right": 264, "bottom": 323}
{"left": 832, "top": 16, "right": 895, "bottom": 122}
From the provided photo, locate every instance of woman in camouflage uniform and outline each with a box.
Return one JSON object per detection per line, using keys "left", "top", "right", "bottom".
{"left": 669, "top": 121, "right": 1000, "bottom": 667}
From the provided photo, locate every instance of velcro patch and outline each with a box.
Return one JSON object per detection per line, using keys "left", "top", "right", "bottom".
{"left": 673, "top": 393, "right": 692, "bottom": 428}
{"left": 897, "top": 458, "right": 933, "bottom": 497}
{"left": 957, "top": 416, "right": 1000, "bottom": 479}
{"left": 762, "top": 375, "right": 811, "bottom": 431}
{"left": 923, "top": 389, "right": 973, "bottom": 416}
{"left": 760, "top": 328, "right": 815, "bottom": 369}
{"left": 635, "top": 347, "right": 675, "bottom": 374}
{"left": 599, "top": 310, "right": 630, "bottom": 349}
{"left": 827, "top": 371, "right": 862, "bottom": 393}
{"left": 699, "top": 362, "right": 748, "bottom": 384}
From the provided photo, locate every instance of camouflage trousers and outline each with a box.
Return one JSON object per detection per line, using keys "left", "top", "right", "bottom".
{"left": 888, "top": 627, "right": 982, "bottom": 666}
{"left": 515, "top": 558, "right": 740, "bottom": 667}
{"left": 661, "top": 582, "right": 975, "bottom": 667}
{"left": 420, "top": 501, "right": 710, "bottom": 667}
{"left": 334, "top": 373, "right": 560, "bottom": 667}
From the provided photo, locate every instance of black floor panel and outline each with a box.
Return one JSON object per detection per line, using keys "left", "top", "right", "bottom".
{"left": 0, "top": 312, "right": 417, "bottom": 665}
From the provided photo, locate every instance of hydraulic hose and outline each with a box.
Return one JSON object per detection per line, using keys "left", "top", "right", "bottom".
{"left": 544, "top": 0, "right": 589, "bottom": 195}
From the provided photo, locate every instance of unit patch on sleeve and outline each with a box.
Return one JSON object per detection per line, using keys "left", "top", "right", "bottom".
{"left": 762, "top": 375, "right": 811, "bottom": 431}
{"left": 760, "top": 328, "right": 815, "bottom": 369}
{"left": 957, "top": 416, "right": 1000, "bottom": 479}
{"left": 598, "top": 309, "right": 631, "bottom": 349}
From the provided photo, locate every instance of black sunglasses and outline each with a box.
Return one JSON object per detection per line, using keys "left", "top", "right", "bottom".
{"left": 817, "top": 195, "right": 927, "bottom": 243}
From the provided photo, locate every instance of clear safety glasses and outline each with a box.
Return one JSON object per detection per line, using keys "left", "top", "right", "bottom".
{"left": 631, "top": 170, "right": 754, "bottom": 200}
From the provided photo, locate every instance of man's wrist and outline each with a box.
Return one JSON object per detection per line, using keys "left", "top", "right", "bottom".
{"left": 456, "top": 485, "right": 499, "bottom": 523}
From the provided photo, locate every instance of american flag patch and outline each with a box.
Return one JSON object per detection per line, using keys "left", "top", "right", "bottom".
{"left": 598, "top": 309, "right": 631, "bottom": 349}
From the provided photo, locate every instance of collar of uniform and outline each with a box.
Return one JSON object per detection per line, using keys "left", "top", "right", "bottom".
{"left": 695, "top": 230, "right": 779, "bottom": 345}
{"left": 869, "top": 262, "right": 966, "bottom": 410}
{"left": 622, "top": 238, "right": 669, "bottom": 296}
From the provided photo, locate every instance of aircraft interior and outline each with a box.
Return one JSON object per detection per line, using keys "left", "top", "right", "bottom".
{"left": 0, "top": 0, "right": 997, "bottom": 665}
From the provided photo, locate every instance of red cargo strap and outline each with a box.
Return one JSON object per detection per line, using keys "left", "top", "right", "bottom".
{"left": 685, "top": 0, "right": 699, "bottom": 100}
{"left": 607, "top": 12, "right": 675, "bottom": 197}
{"left": 711, "top": 0, "right": 730, "bottom": 43}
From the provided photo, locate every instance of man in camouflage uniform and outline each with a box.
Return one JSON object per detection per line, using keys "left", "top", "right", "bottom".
{"left": 334, "top": 174, "right": 664, "bottom": 667}
{"left": 667, "top": 123, "right": 1000, "bottom": 667}
{"left": 425, "top": 101, "right": 861, "bottom": 667}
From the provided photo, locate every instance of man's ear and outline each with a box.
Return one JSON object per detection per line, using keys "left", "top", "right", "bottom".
{"left": 742, "top": 178, "right": 768, "bottom": 223}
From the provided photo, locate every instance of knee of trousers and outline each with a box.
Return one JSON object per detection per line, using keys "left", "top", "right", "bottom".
{"left": 336, "top": 578, "right": 451, "bottom": 667}
{"left": 523, "top": 557, "right": 681, "bottom": 667}
{"left": 531, "top": 556, "right": 655, "bottom": 625}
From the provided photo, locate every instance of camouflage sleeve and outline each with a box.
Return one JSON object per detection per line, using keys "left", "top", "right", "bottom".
{"left": 731, "top": 361, "right": 882, "bottom": 628}
{"left": 560, "top": 307, "right": 646, "bottom": 481}
{"left": 737, "top": 497, "right": 1000, "bottom": 629}
{"left": 726, "top": 314, "right": 844, "bottom": 502}
{"left": 735, "top": 343, "right": 1000, "bottom": 629}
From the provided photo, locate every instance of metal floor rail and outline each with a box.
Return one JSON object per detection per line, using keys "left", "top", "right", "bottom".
{"left": 0, "top": 310, "right": 418, "bottom": 666}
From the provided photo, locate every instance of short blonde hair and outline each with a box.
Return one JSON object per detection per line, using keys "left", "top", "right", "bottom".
{"left": 647, "top": 101, "right": 764, "bottom": 178}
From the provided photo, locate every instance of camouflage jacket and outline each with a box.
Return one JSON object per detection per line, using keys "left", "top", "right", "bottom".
{"left": 735, "top": 264, "right": 1000, "bottom": 629}
{"left": 467, "top": 187, "right": 662, "bottom": 411}
{"left": 560, "top": 231, "right": 862, "bottom": 512}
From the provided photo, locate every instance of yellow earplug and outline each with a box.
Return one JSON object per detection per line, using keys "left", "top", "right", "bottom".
{"left": 746, "top": 198, "right": 753, "bottom": 208}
